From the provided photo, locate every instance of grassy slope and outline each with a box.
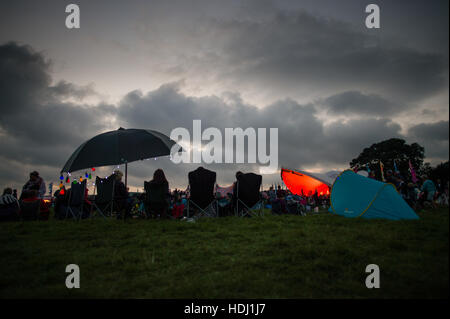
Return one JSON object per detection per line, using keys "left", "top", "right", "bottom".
{"left": 0, "top": 208, "right": 448, "bottom": 298}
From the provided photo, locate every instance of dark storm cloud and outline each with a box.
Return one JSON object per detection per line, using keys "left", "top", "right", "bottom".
{"left": 228, "top": 13, "right": 447, "bottom": 101}
{"left": 137, "top": 8, "right": 448, "bottom": 103}
{"left": 323, "top": 118, "right": 403, "bottom": 164}
{"left": 408, "top": 121, "right": 449, "bottom": 159}
{"left": 49, "top": 80, "right": 97, "bottom": 101}
{"left": 0, "top": 42, "right": 114, "bottom": 186}
{"left": 321, "top": 91, "right": 401, "bottom": 116}
{"left": 409, "top": 121, "right": 449, "bottom": 142}
{"left": 0, "top": 42, "right": 51, "bottom": 114}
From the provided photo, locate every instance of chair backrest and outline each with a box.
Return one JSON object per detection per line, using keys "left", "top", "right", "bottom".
{"left": 69, "top": 180, "right": 86, "bottom": 206}
{"left": 19, "top": 199, "right": 40, "bottom": 220}
{"left": 188, "top": 167, "right": 217, "bottom": 209}
{"left": 236, "top": 172, "right": 262, "bottom": 208}
{"left": 95, "top": 176, "right": 115, "bottom": 204}
{"left": 144, "top": 181, "right": 168, "bottom": 204}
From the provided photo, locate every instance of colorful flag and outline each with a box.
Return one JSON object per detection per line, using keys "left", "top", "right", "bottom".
{"left": 380, "top": 160, "right": 385, "bottom": 182}
{"left": 393, "top": 160, "right": 399, "bottom": 173}
{"left": 409, "top": 160, "right": 418, "bottom": 183}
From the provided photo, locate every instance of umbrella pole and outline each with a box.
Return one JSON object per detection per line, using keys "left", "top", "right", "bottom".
{"left": 125, "top": 162, "right": 128, "bottom": 188}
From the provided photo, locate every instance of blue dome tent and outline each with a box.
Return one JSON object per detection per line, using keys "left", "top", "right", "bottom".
{"left": 329, "top": 170, "right": 419, "bottom": 220}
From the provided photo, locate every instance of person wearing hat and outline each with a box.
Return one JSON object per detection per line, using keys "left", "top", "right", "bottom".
{"left": 22, "top": 171, "right": 46, "bottom": 199}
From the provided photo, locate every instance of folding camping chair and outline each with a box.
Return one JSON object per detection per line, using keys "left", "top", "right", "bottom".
{"left": 93, "top": 176, "right": 115, "bottom": 218}
{"left": 234, "top": 172, "right": 263, "bottom": 217}
{"left": 0, "top": 202, "right": 20, "bottom": 222}
{"left": 144, "top": 181, "right": 170, "bottom": 218}
{"left": 187, "top": 167, "right": 218, "bottom": 218}
{"left": 64, "top": 180, "right": 87, "bottom": 220}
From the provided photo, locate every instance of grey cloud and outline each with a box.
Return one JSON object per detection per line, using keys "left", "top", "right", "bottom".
{"left": 49, "top": 80, "right": 97, "bottom": 101}
{"left": 408, "top": 121, "right": 449, "bottom": 159}
{"left": 409, "top": 121, "right": 449, "bottom": 142}
{"left": 0, "top": 42, "right": 114, "bottom": 188}
{"left": 322, "top": 91, "right": 402, "bottom": 116}
{"left": 323, "top": 118, "right": 403, "bottom": 163}
{"left": 135, "top": 8, "right": 447, "bottom": 103}
{"left": 0, "top": 42, "right": 51, "bottom": 114}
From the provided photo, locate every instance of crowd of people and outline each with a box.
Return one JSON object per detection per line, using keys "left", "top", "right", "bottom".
{"left": 54, "top": 168, "right": 331, "bottom": 219}
{"left": 0, "top": 165, "right": 448, "bottom": 222}
{"left": 368, "top": 169, "right": 449, "bottom": 210}
{"left": 260, "top": 185, "right": 329, "bottom": 215}
{"left": 0, "top": 171, "right": 51, "bottom": 221}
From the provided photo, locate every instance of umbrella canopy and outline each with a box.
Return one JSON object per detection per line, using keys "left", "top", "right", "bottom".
{"left": 61, "top": 128, "right": 180, "bottom": 180}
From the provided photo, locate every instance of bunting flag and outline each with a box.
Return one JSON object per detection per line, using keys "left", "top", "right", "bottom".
{"left": 409, "top": 160, "right": 418, "bottom": 183}
{"left": 380, "top": 160, "right": 385, "bottom": 182}
{"left": 393, "top": 160, "right": 399, "bottom": 173}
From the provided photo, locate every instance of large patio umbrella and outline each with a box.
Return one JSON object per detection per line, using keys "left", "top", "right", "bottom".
{"left": 61, "top": 128, "right": 180, "bottom": 186}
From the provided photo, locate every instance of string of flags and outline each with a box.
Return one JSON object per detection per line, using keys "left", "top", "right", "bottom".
{"left": 379, "top": 160, "right": 385, "bottom": 182}
{"left": 59, "top": 167, "right": 97, "bottom": 191}
{"left": 409, "top": 160, "right": 418, "bottom": 183}
{"left": 57, "top": 163, "right": 132, "bottom": 190}
{"left": 55, "top": 155, "right": 172, "bottom": 195}
{"left": 358, "top": 159, "right": 419, "bottom": 183}
{"left": 393, "top": 159, "right": 399, "bottom": 173}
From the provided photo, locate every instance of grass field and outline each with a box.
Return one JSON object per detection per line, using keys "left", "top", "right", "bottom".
{"left": 0, "top": 207, "right": 448, "bottom": 299}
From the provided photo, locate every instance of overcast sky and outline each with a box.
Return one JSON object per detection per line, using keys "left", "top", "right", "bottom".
{"left": 0, "top": 0, "right": 448, "bottom": 192}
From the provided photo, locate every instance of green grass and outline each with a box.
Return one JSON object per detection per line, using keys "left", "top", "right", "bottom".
{"left": 0, "top": 208, "right": 448, "bottom": 298}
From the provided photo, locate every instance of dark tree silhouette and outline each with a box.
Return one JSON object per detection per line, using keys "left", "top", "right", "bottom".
{"left": 350, "top": 138, "right": 425, "bottom": 180}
